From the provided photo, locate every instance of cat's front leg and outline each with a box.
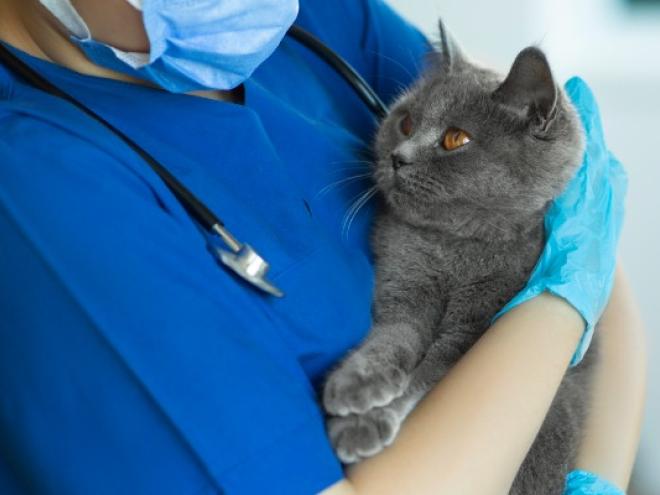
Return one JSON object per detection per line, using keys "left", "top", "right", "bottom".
{"left": 328, "top": 329, "right": 478, "bottom": 463}
{"left": 327, "top": 386, "right": 427, "bottom": 463}
{"left": 323, "top": 321, "right": 425, "bottom": 416}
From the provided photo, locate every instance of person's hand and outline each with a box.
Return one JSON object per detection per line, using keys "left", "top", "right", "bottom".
{"left": 493, "top": 77, "right": 628, "bottom": 366}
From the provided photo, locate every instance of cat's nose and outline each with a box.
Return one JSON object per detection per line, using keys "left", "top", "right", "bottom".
{"left": 391, "top": 152, "right": 412, "bottom": 170}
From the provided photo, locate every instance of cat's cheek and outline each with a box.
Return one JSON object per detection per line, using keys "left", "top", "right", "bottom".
{"left": 373, "top": 166, "right": 396, "bottom": 193}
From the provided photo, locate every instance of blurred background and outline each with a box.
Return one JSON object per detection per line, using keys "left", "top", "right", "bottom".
{"left": 386, "top": 0, "right": 659, "bottom": 492}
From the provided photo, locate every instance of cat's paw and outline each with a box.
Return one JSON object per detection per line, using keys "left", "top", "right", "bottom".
{"left": 327, "top": 408, "right": 401, "bottom": 464}
{"left": 323, "top": 352, "right": 410, "bottom": 416}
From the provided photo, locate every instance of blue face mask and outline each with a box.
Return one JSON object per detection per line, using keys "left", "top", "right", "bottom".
{"left": 38, "top": 0, "right": 300, "bottom": 93}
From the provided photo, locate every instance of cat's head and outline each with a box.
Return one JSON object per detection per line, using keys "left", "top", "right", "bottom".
{"left": 373, "top": 20, "right": 585, "bottom": 237}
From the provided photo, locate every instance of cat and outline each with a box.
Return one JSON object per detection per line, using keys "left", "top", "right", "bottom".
{"left": 322, "top": 20, "right": 597, "bottom": 494}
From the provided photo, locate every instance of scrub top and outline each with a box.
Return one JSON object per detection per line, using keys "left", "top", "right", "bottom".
{"left": 0, "top": 1, "right": 430, "bottom": 493}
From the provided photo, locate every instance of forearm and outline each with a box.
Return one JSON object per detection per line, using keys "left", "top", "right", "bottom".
{"left": 573, "top": 265, "right": 647, "bottom": 489}
{"left": 324, "top": 293, "right": 583, "bottom": 495}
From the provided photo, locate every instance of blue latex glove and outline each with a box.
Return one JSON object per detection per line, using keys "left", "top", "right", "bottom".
{"left": 564, "top": 470, "right": 625, "bottom": 495}
{"left": 493, "top": 77, "right": 628, "bottom": 366}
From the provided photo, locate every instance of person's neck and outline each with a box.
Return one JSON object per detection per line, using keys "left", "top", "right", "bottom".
{"left": 0, "top": 0, "right": 241, "bottom": 102}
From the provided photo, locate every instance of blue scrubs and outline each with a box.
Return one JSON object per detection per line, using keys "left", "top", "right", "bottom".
{"left": 0, "top": 1, "right": 429, "bottom": 493}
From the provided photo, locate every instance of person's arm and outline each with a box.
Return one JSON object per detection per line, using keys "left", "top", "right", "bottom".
{"left": 322, "top": 265, "right": 646, "bottom": 495}
{"left": 321, "top": 291, "right": 583, "bottom": 495}
{"left": 573, "top": 265, "right": 647, "bottom": 489}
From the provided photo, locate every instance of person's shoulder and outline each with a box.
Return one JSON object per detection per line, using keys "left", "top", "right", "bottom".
{"left": 0, "top": 100, "right": 66, "bottom": 142}
{"left": 0, "top": 90, "right": 134, "bottom": 177}
{"left": 0, "top": 69, "right": 114, "bottom": 154}
{"left": 0, "top": 100, "right": 99, "bottom": 181}
{"left": 0, "top": 102, "right": 72, "bottom": 176}
{"left": 0, "top": 62, "right": 15, "bottom": 98}
{"left": 0, "top": 95, "right": 158, "bottom": 219}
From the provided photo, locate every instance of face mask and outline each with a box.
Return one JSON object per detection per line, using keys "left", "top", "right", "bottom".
{"left": 38, "top": 0, "right": 299, "bottom": 93}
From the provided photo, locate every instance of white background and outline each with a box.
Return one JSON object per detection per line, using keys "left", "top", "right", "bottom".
{"left": 386, "top": 0, "right": 660, "bottom": 492}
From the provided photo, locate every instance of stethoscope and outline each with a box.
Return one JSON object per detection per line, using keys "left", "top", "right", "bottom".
{"left": 0, "top": 25, "right": 388, "bottom": 298}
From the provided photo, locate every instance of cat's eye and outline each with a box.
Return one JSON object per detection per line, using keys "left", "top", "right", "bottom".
{"left": 399, "top": 113, "right": 413, "bottom": 137}
{"left": 442, "top": 128, "right": 472, "bottom": 151}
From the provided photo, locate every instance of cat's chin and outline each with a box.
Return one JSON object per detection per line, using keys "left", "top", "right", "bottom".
{"left": 374, "top": 165, "right": 419, "bottom": 197}
{"left": 376, "top": 181, "right": 413, "bottom": 212}
{"left": 380, "top": 191, "right": 440, "bottom": 228}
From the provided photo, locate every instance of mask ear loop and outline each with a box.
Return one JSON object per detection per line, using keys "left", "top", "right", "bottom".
{"left": 39, "top": 0, "right": 92, "bottom": 39}
{"left": 124, "top": 0, "right": 144, "bottom": 10}
{"left": 40, "top": 0, "right": 151, "bottom": 69}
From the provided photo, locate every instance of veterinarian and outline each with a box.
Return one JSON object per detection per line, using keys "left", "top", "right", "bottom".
{"left": 0, "top": 0, "right": 646, "bottom": 494}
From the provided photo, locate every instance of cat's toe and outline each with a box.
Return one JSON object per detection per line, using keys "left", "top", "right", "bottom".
{"left": 323, "top": 358, "right": 410, "bottom": 416}
{"left": 327, "top": 408, "right": 401, "bottom": 464}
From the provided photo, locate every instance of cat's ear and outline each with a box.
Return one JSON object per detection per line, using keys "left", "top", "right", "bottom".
{"left": 493, "top": 47, "right": 558, "bottom": 134}
{"left": 434, "top": 19, "right": 466, "bottom": 72}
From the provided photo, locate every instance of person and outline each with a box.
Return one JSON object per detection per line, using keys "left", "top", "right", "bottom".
{"left": 0, "top": 0, "right": 646, "bottom": 494}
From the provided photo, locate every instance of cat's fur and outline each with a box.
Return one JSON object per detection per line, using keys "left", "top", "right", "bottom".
{"left": 322, "top": 21, "right": 596, "bottom": 494}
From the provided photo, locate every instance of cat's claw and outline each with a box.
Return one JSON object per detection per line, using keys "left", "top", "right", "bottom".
{"left": 327, "top": 408, "right": 401, "bottom": 464}
{"left": 323, "top": 353, "right": 410, "bottom": 416}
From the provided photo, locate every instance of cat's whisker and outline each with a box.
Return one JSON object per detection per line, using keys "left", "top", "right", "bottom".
{"left": 365, "top": 49, "right": 416, "bottom": 81}
{"left": 409, "top": 48, "right": 425, "bottom": 77}
{"left": 367, "top": 75, "right": 409, "bottom": 96}
{"left": 342, "top": 189, "right": 377, "bottom": 240}
{"left": 342, "top": 185, "right": 378, "bottom": 239}
{"left": 342, "top": 189, "right": 371, "bottom": 233}
{"left": 329, "top": 160, "right": 374, "bottom": 166}
{"left": 325, "top": 166, "right": 372, "bottom": 175}
{"left": 339, "top": 192, "right": 366, "bottom": 237}
{"left": 315, "top": 173, "right": 373, "bottom": 199}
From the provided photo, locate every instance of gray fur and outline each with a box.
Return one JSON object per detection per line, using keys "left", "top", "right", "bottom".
{"left": 322, "top": 21, "right": 596, "bottom": 494}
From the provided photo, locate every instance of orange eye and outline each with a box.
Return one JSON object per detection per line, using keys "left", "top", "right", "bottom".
{"left": 399, "top": 113, "right": 413, "bottom": 137}
{"left": 442, "top": 128, "right": 472, "bottom": 151}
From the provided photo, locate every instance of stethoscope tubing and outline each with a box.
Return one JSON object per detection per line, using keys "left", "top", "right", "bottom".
{"left": 0, "top": 26, "right": 389, "bottom": 297}
{"left": 0, "top": 41, "right": 225, "bottom": 234}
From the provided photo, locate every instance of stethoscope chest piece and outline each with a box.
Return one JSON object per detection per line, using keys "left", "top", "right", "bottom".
{"left": 217, "top": 244, "right": 284, "bottom": 298}
{"left": 208, "top": 225, "right": 284, "bottom": 298}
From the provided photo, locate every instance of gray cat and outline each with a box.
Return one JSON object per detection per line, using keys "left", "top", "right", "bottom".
{"left": 322, "top": 21, "right": 597, "bottom": 494}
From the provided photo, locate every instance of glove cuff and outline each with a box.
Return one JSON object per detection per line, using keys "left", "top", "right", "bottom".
{"left": 564, "top": 469, "right": 625, "bottom": 495}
